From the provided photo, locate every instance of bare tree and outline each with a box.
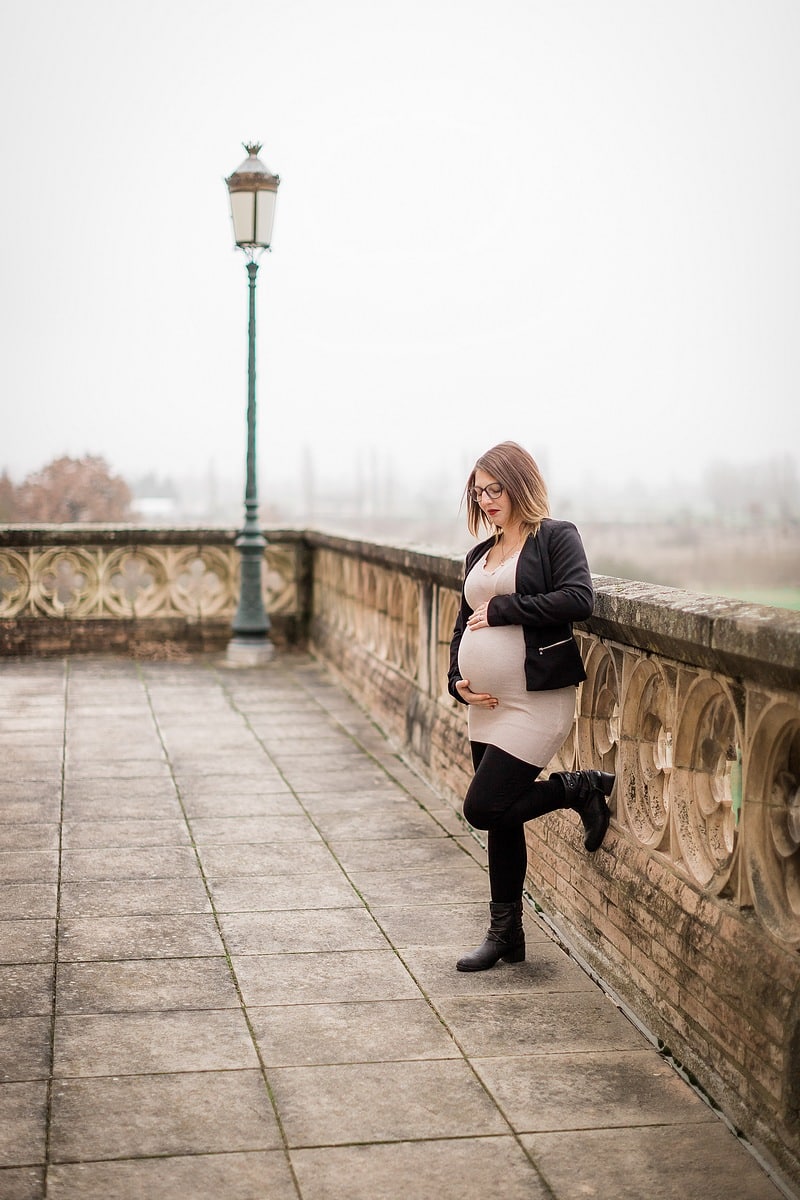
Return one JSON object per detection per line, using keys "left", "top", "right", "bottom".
{"left": 11, "top": 456, "right": 133, "bottom": 523}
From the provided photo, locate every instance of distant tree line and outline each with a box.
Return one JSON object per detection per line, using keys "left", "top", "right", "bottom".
{"left": 0, "top": 456, "right": 133, "bottom": 523}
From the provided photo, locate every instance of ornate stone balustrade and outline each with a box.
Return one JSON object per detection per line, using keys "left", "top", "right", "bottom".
{"left": 2, "top": 523, "right": 800, "bottom": 1184}
{"left": 0, "top": 526, "right": 306, "bottom": 654}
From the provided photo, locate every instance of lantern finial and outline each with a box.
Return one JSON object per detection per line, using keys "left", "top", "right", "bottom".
{"left": 243, "top": 142, "right": 262, "bottom": 157}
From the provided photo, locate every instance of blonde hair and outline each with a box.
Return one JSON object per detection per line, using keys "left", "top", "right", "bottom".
{"left": 464, "top": 441, "right": 550, "bottom": 538}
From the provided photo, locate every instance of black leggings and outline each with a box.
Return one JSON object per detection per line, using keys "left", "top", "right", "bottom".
{"left": 463, "top": 743, "right": 567, "bottom": 904}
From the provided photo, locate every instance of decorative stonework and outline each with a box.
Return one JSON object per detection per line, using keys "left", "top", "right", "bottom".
{"left": 745, "top": 699, "right": 800, "bottom": 946}
{"left": 0, "top": 537, "right": 299, "bottom": 623}
{"left": 314, "top": 549, "right": 420, "bottom": 681}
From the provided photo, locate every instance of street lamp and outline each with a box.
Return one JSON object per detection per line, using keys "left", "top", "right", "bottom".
{"left": 225, "top": 142, "right": 280, "bottom": 665}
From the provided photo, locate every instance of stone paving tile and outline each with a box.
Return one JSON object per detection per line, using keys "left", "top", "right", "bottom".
{"left": 0, "top": 1165, "right": 44, "bottom": 1199}
{"left": 174, "top": 769, "right": 289, "bottom": 795}
{"left": 219, "top": 908, "right": 388, "bottom": 955}
{"left": 0, "top": 884, "right": 58, "bottom": 921}
{"left": 0, "top": 853, "right": 58, "bottom": 884}
{"left": 291, "top": 1137, "right": 551, "bottom": 1200}
{"left": 473, "top": 1048, "right": 715, "bottom": 1132}
{"left": 246, "top": 716, "right": 342, "bottom": 738}
{"left": 62, "top": 777, "right": 179, "bottom": 802}
{"left": 328, "top": 835, "right": 473, "bottom": 873}
{"left": 2, "top": 716, "right": 63, "bottom": 731}
{"left": 0, "top": 921, "right": 55, "bottom": 965}
{"left": 58, "top": 913, "right": 223, "bottom": 961}
{"left": 295, "top": 787, "right": 409, "bottom": 813}
{"left": 398, "top": 943, "right": 597, "bottom": 998}
{"left": 0, "top": 1017, "right": 51, "bottom": 1081}
{"left": 208, "top": 871, "right": 360, "bottom": 913}
{"left": 5, "top": 748, "right": 63, "bottom": 773}
{"left": 277, "top": 765, "right": 395, "bottom": 794}
{"left": 0, "top": 800, "right": 61, "bottom": 825}
{"left": 60, "top": 846, "right": 199, "bottom": 881}
{"left": 521, "top": 1124, "right": 787, "bottom": 1200}
{"left": 0, "top": 825, "right": 59, "bottom": 852}
{"left": 159, "top": 731, "right": 264, "bottom": 752}
{"left": 54, "top": 1010, "right": 258, "bottom": 1077}
{"left": 270, "top": 1058, "right": 508, "bottom": 1147}
{"left": 59, "top": 878, "right": 211, "bottom": 918}
{"left": 310, "top": 808, "right": 449, "bottom": 842}
{"left": 350, "top": 865, "right": 490, "bottom": 907}
{"left": 454, "top": 833, "right": 489, "bottom": 867}
{"left": 175, "top": 773, "right": 295, "bottom": 797}
{"left": 371, "top": 902, "right": 550, "bottom": 950}
{"left": 61, "top": 788, "right": 183, "bottom": 822}
{"left": 46, "top": 1150, "right": 298, "bottom": 1199}
{"left": 0, "top": 1080, "right": 47, "bottom": 1167}
{"left": 434, "top": 991, "right": 645, "bottom": 1057}
{"left": 232, "top": 949, "right": 420, "bottom": 1006}
{"left": 65, "top": 748, "right": 166, "bottom": 769}
{"left": 199, "top": 840, "right": 334, "bottom": 879}
{"left": 264, "top": 736, "right": 367, "bottom": 757}
{"left": 250, "top": 999, "right": 460, "bottom": 1067}
{"left": 190, "top": 815, "right": 320, "bottom": 844}
{"left": 169, "top": 755, "right": 281, "bottom": 778}
{"left": 61, "top": 819, "right": 191, "bottom": 849}
{"left": 182, "top": 792, "right": 301, "bottom": 819}
{"left": 3, "top": 772, "right": 61, "bottom": 791}
{"left": 49, "top": 1069, "right": 282, "bottom": 1161}
{"left": 57, "top": 957, "right": 238, "bottom": 1014}
{"left": 66, "top": 721, "right": 159, "bottom": 744}
{"left": 63, "top": 760, "right": 173, "bottom": 781}
{"left": 0, "top": 965, "right": 53, "bottom": 1017}
{"left": 268, "top": 753, "right": 369, "bottom": 778}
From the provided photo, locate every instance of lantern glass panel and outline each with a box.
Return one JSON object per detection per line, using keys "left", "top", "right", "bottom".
{"left": 255, "top": 190, "right": 277, "bottom": 247}
{"left": 230, "top": 191, "right": 256, "bottom": 246}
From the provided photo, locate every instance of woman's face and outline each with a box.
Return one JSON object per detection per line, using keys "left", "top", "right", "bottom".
{"left": 473, "top": 467, "right": 514, "bottom": 529}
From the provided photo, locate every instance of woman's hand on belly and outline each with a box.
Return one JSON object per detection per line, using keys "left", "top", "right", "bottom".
{"left": 455, "top": 679, "right": 499, "bottom": 708}
{"left": 466, "top": 603, "right": 490, "bottom": 630}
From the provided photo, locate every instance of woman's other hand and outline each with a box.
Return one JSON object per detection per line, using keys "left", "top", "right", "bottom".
{"left": 455, "top": 679, "right": 498, "bottom": 708}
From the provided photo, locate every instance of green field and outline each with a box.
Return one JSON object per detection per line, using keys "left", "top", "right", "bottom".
{"left": 710, "top": 587, "right": 800, "bottom": 611}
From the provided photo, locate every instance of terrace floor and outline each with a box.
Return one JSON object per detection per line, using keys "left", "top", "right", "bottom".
{"left": 0, "top": 652, "right": 792, "bottom": 1199}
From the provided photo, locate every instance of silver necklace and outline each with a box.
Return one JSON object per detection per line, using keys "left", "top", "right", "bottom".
{"left": 496, "top": 533, "right": 525, "bottom": 566}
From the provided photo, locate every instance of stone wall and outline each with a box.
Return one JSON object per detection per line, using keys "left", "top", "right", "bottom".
{"left": 306, "top": 531, "right": 800, "bottom": 1190}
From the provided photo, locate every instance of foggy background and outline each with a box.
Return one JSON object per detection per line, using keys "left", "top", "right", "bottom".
{"left": 1, "top": 1, "right": 798, "bottom": 600}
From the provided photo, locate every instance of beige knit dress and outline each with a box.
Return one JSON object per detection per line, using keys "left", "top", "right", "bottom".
{"left": 457, "top": 549, "right": 575, "bottom": 767}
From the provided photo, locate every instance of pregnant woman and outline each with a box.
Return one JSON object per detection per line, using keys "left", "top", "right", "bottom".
{"left": 448, "top": 441, "right": 615, "bottom": 972}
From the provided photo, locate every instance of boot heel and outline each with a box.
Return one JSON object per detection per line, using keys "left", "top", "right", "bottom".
{"left": 501, "top": 943, "right": 526, "bottom": 964}
{"left": 595, "top": 771, "right": 615, "bottom": 796}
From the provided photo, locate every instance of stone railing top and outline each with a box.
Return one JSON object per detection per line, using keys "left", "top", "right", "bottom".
{"left": 0, "top": 524, "right": 304, "bottom": 548}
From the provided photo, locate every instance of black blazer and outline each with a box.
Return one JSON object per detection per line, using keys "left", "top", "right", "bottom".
{"left": 448, "top": 518, "right": 594, "bottom": 703}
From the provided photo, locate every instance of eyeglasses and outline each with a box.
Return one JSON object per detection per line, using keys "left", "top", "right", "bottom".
{"left": 471, "top": 483, "right": 504, "bottom": 501}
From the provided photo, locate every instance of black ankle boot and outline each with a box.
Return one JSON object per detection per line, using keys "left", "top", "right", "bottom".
{"left": 552, "top": 770, "right": 615, "bottom": 852}
{"left": 456, "top": 901, "right": 525, "bottom": 972}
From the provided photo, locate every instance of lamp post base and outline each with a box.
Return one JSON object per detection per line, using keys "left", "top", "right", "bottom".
{"left": 225, "top": 637, "right": 275, "bottom": 668}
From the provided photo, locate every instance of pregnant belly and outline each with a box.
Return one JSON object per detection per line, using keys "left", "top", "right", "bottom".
{"left": 457, "top": 626, "right": 526, "bottom": 697}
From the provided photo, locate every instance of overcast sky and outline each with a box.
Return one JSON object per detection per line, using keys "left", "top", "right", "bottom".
{"left": 1, "top": 0, "right": 798, "bottom": 508}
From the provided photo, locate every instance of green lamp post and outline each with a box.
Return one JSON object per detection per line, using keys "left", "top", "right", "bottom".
{"left": 225, "top": 143, "right": 280, "bottom": 665}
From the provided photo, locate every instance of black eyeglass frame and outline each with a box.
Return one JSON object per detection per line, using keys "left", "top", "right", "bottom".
{"left": 471, "top": 483, "right": 505, "bottom": 501}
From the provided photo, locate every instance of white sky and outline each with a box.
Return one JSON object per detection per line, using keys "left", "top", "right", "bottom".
{"left": 1, "top": 0, "right": 798, "bottom": 506}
